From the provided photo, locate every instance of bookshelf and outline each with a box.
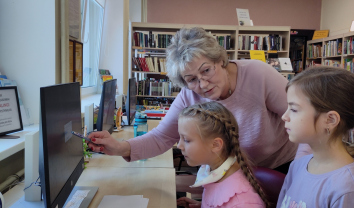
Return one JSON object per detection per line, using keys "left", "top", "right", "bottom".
{"left": 236, "top": 26, "right": 291, "bottom": 59}
{"left": 129, "top": 23, "right": 292, "bottom": 106}
{"left": 290, "top": 45, "right": 304, "bottom": 73}
{"left": 306, "top": 31, "right": 354, "bottom": 72}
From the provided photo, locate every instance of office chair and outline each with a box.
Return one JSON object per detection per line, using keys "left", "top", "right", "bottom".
{"left": 253, "top": 166, "right": 286, "bottom": 208}
{"left": 176, "top": 172, "right": 203, "bottom": 200}
{"left": 173, "top": 148, "right": 185, "bottom": 171}
{"left": 175, "top": 166, "right": 286, "bottom": 207}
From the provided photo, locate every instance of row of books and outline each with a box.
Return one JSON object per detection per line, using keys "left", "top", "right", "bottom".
{"left": 132, "top": 56, "right": 166, "bottom": 73}
{"left": 306, "top": 60, "right": 321, "bottom": 69}
{"left": 291, "top": 60, "right": 303, "bottom": 73}
{"left": 237, "top": 35, "right": 282, "bottom": 51}
{"left": 307, "top": 44, "right": 322, "bottom": 58}
{"left": 344, "top": 58, "right": 354, "bottom": 73}
{"left": 137, "top": 97, "right": 175, "bottom": 106}
{"left": 133, "top": 31, "right": 173, "bottom": 48}
{"left": 343, "top": 37, "right": 354, "bottom": 55}
{"left": 137, "top": 79, "right": 181, "bottom": 97}
{"left": 324, "top": 60, "right": 341, "bottom": 67}
{"left": 323, "top": 39, "right": 342, "bottom": 57}
{"left": 214, "top": 35, "right": 232, "bottom": 50}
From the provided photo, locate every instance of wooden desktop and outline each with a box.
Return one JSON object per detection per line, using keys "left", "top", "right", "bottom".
{"left": 4, "top": 120, "right": 177, "bottom": 208}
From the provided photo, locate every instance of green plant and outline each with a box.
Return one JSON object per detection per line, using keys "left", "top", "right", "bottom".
{"left": 82, "top": 139, "right": 92, "bottom": 168}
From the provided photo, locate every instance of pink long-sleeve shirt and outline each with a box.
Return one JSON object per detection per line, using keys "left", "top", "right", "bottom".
{"left": 127, "top": 60, "right": 298, "bottom": 169}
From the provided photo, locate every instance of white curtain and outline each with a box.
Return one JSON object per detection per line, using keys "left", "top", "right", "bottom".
{"left": 81, "top": 0, "right": 104, "bottom": 87}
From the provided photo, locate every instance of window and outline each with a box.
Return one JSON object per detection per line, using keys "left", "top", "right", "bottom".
{"left": 81, "top": 0, "right": 104, "bottom": 87}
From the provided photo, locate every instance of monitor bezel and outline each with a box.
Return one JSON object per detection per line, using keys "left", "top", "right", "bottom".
{"left": 126, "top": 77, "right": 137, "bottom": 126}
{"left": 0, "top": 86, "right": 23, "bottom": 136}
{"left": 39, "top": 82, "right": 84, "bottom": 208}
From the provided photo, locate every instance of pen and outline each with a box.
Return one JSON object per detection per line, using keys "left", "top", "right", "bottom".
{"left": 71, "top": 131, "right": 91, "bottom": 142}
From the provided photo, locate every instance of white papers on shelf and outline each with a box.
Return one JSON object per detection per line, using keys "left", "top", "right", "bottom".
{"left": 278, "top": 58, "right": 293, "bottom": 71}
{"left": 98, "top": 195, "right": 149, "bottom": 208}
{"left": 236, "top": 8, "right": 251, "bottom": 26}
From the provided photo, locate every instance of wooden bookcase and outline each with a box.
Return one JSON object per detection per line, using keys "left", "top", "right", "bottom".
{"left": 306, "top": 31, "right": 354, "bottom": 72}
{"left": 129, "top": 23, "right": 292, "bottom": 106}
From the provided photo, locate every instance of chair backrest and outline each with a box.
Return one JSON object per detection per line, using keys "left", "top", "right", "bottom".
{"left": 253, "top": 166, "right": 286, "bottom": 208}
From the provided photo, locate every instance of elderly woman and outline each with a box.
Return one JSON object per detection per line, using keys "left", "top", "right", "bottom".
{"left": 88, "top": 27, "right": 298, "bottom": 173}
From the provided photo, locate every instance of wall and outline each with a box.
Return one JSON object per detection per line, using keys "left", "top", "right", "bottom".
{"left": 99, "top": 0, "right": 129, "bottom": 95}
{"left": 147, "top": 0, "right": 321, "bottom": 29}
{"left": 321, "top": 0, "right": 354, "bottom": 36}
{"left": 0, "top": 0, "right": 57, "bottom": 124}
{"left": 130, "top": 0, "right": 142, "bottom": 22}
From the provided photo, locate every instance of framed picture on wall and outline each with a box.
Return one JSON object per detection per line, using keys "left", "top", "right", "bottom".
{"left": 69, "top": 40, "right": 83, "bottom": 85}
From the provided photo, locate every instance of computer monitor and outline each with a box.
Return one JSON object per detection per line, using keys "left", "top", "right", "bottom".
{"left": 0, "top": 86, "right": 23, "bottom": 138}
{"left": 125, "top": 77, "right": 137, "bottom": 125}
{"left": 96, "top": 79, "right": 117, "bottom": 134}
{"left": 39, "top": 82, "right": 96, "bottom": 208}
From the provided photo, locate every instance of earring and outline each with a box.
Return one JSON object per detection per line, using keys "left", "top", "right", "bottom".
{"left": 326, "top": 128, "right": 331, "bottom": 135}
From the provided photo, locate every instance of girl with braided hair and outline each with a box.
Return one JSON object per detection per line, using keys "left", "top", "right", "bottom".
{"left": 176, "top": 101, "right": 267, "bottom": 208}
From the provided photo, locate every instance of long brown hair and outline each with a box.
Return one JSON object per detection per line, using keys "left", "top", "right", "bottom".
{"left": 179, "top": 101, "right": 270, "bottom": 207}
{"left": 286, "top": 66, "right": 354, "bottom": 154}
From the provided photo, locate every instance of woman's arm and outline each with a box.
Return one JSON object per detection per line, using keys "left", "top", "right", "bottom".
{"left": 89, "top": 88, "right": 190, "bottom": 161}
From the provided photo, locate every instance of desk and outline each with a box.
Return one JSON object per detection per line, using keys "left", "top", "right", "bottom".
{"left": 0, "top": 124, "right": 39, "bottom": 161}
{"left": 76, "top": 167, "right": 176, "bottom": 208}
{"left": 4, "top": 123, "right": 176, "bottom": 208}
{"left": 88, "top": 120, "right": 173, "bottom": 168}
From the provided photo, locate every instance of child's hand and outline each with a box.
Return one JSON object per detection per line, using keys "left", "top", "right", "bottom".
{"left": 177, "top": 197, "right": 201, "bottom": 208}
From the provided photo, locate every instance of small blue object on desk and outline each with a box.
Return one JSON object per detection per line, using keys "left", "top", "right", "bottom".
{"left": 134, "top": 112, "right": 148, "bottom": 161}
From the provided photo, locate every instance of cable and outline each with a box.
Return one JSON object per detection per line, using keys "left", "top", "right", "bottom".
{"left": 23, "top": 176, "right": 41, "bottom": 191}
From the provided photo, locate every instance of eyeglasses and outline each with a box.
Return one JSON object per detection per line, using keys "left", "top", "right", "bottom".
{"left": 184, "top": 65, "right": 216, "bottom": 89}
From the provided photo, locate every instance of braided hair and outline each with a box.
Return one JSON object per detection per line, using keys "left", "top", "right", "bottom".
{"left": 179, "top": 101, "right": 270, "bottom": 207}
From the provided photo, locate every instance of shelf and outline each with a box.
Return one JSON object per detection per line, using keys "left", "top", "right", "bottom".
{"left": 323, "top": 55, "right": 342, "bottom": 58}
{"left": 133, "top": 46, "right": 167, "bottom": 51}
{"left": 343, "top": 53, "right": 354, "bottom": 57}
{"left": 306, "top": 57, "right": 322, "bottom": 60}
{"left": 137, "top": 95, "right": 177, "bottom": 98}
{"left": 238, "top": 50, "right": 288, "bottom": 53}
{"left": 132, "top": 70, "right": 167, "bottom": 75}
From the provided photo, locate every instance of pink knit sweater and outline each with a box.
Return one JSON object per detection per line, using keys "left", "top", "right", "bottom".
{"left": 127, "top": 60, "right": 297, "bottom": 168}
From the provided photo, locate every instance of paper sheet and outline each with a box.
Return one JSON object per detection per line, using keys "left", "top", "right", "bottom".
{"left": 64, "top": 190, "right": 90, "bottom": 208}
{"left": 98, "top": 195, "right": 149, "bottom": 208}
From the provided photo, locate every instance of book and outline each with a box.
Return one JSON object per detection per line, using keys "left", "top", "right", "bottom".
{"left": 278, "top": 58, "right": 293, "bottom": 71}
{"left": 267, "top": 58, "right": 281, "bottom": 71}
{"left": 101, "top": 75, "right": 113, "bottom": 82}
{"left": 249, "top": 50, "right": 266, "bottom": 62}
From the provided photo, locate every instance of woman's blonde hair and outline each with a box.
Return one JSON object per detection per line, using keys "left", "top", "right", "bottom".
{"left": 166, "top": 27, "right": 229, "bottom": 88}
{"left": 179, "top": 101, "right": 270, "bottom": 207}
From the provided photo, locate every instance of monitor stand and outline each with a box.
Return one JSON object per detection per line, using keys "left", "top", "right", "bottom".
{"left": 0, "top": 135, "right": 20, "bottom": 139}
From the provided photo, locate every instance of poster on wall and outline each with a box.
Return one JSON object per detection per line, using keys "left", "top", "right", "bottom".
{"left": 0, "top": 86, "right": 23, "bottom": 136}
{"left": 236, "top": 8, "right": 251, "bottom": 26}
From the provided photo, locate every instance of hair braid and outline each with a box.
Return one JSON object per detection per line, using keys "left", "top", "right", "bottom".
{"left": 182, "top": 104, "right": 271, "bottom": 207}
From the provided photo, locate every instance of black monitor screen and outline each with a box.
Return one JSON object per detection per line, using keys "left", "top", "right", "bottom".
{"left": 0, "top": 86, "right": 23, "bottom": 136}
{"left": 126, "top": 77, "right": 136, "bottom": 125}
{"left": 39, "top": 82, "right": 84, "bottom": 208}
{"left": 96, "top": 79, "right": 117, "bottom": 134}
